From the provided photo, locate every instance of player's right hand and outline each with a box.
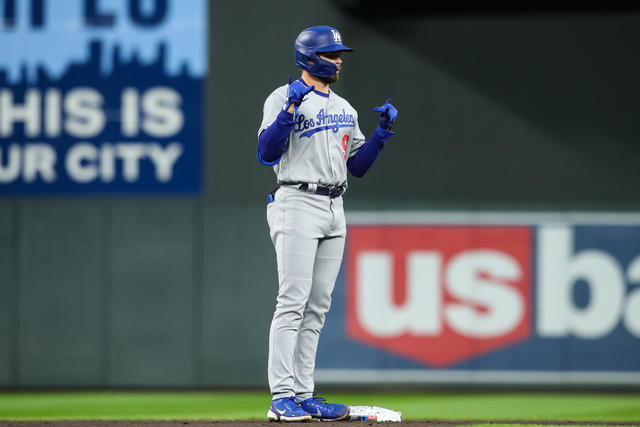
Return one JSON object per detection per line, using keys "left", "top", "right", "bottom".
{"left": 287, "top": 76, "right": 315, "bottom": 107}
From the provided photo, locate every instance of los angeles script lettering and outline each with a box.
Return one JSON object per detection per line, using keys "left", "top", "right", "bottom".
{"left": 294, "top": 108, "right": 355, "bottom": 134}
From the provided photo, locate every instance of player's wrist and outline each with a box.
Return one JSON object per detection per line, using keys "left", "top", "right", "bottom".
{"left": 277, "top": 108, "right": 295, "bottom": 124}
{"left": 286, "top": 102, "right": 296, "bottom": 113}
{"left": 375, "top": 125, "right": 394, "bottom": 139}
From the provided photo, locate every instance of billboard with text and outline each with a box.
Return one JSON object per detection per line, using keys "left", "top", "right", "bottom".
{"left": 317, "top": 212, "right": 640, "bottom": 385}
{"left": 0, "top": 0, "right": 207, "bottom": 194}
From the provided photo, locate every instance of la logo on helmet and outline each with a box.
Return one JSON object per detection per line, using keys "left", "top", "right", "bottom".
{"left": 331, "top": 29, "right": 341, "bottom": 42}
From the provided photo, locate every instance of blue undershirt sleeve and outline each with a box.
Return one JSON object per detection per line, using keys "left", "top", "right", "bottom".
{"left": 257, "top": 109, "right": 295, "bottom": 165}
{"left": 347, "top": 126, "right": 394, "bottom": 178}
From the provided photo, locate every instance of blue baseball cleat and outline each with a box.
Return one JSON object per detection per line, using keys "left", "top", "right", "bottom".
{"left": 267, "top": 396, "right": 312, "bottom": 422}
{"left": 297, "top": 396, "right": 350, "bottom": 421}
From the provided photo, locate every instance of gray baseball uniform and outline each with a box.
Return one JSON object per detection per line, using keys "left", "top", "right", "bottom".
{"left": 259, "top": 80, "right": 365, "bottom": 400}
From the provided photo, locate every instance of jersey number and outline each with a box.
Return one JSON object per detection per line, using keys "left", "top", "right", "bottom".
{"left": 342, "top": 135, "right": 349, "bottom": 160}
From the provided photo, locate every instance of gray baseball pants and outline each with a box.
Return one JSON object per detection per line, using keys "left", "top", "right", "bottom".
{"left": 266, "top": 185, "right": 346, "bottom": 400}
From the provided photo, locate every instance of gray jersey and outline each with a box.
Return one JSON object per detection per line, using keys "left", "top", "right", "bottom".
{"left": 258, "top": 81, "right": 366, "bottom": 188}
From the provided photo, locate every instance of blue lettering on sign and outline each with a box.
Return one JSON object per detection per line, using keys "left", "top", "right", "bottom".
{"left": 294, "top": 108, "right": 355, "bottom": 138}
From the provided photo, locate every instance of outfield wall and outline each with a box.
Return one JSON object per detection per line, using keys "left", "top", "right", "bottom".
{"left": 1, "top": 1, "right": 640, "bottom": 388}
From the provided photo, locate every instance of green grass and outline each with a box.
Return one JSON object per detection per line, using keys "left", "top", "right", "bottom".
{"left": 328, "top": 392, "right": 640, "bottom": 422}
{"left": 0, "top": 391, "right": 639, "bottom": 422}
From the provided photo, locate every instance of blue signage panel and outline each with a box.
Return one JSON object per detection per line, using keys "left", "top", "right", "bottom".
{"left": 0, "top": 0, "right": 207, "bottom": 194}
{"left": 317, "top": 216, "right": 640, "bottom": 382}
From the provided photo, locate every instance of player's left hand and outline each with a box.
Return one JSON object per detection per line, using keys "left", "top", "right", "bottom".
{"left": 374, "top": 98, "right": 398, "bottom": 130}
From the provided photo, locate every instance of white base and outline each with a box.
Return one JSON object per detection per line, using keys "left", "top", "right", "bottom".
{"left": 348, "top": 405, "right": 402, "bottom": 422}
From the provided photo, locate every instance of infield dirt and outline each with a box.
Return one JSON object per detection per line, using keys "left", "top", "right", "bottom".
{"left": 2, "top": 420, "right": 640, "bottom": 426}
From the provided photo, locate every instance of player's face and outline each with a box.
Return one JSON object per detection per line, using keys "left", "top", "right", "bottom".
{"left": 319, "top": 51, "right": 343, "bottom": 84}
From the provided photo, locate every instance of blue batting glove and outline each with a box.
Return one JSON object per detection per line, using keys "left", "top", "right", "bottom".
{"left": 373, "top": 98, "right": 398, "bottom": 130}
{"left": 286, "top": 76, "right": 314, "bottom": 108}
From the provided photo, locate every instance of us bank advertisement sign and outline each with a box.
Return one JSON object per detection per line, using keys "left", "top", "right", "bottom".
{"left": 316, "top": 212, "right": 640, "bottom": 385}
{"left": 0, "top": 0, "right": 207, "bottom": 194}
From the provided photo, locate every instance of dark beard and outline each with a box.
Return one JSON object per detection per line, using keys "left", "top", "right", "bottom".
{"left": 318, "top": 73, "right": 339, "bottom": 85}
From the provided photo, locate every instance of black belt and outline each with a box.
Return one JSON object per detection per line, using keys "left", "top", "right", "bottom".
{"left": 281, "top": 182, "right": 344, "bottom": 198}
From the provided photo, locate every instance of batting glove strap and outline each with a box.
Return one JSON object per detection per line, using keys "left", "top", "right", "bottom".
{"left": 374, "top": 125, "right": 394, "bottom": 140}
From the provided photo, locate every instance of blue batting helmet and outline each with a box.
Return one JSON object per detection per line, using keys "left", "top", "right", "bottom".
{"left": 294, "top": 26, "right": 353, "bottom": 78}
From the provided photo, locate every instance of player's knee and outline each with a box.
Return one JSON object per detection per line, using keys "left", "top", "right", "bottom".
{"left": 274, "top": 306, "right": 306, "bottom": 328}
{"left": 301, "top": 308, "right": 327, "bottom": 328}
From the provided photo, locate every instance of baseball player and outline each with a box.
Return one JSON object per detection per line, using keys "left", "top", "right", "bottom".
{"left": 257, "top": 25, "right": 397, "bottom": 422}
